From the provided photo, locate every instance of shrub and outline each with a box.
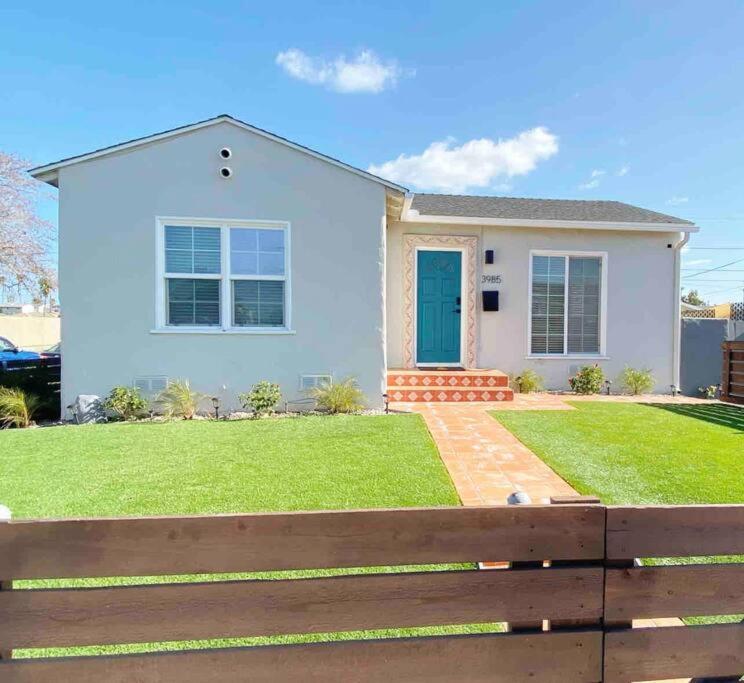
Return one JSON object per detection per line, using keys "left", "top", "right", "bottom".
{"left": 514, "top": 369, "right": 544, "bottom": 394}
{"left": 0, "top": 387, "right": 40, "bottom": 428}
{"left": 699, "top": 384, "right": 718, "bottom": 399}
{"left": 156, "top": 379, "right": 205, "bottom": 419}
{"left": 239, "top": 381, "right": 282, "bottom": 417}
{"left": 309, "top": 377, "right": 365, "bottom": 414}
{"left": 103, "top": 386, "right": 148, "bottom": 421}
{"left": 618, "top": 367, "right": 655, "bottom": 395}
{"left": 568, "top": 365, "right": 605, "bottom": 395}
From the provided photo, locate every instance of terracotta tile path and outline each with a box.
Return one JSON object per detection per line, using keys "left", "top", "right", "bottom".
{"left": 394, "top": 393, "right": 717, "bottom": 683}
{"left": 403, "top": 401, "right": 577, "bottom": 505}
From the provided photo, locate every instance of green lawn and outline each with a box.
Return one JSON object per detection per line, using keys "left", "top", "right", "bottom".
{"left": 491, "top": 402, "right": 744, "bottom": 505}
{"left": 0, "top": 414, "right": 458, "bottom": 518}
{"left": 1, "top": 414, "right": 507, "bottom": 658}
{"left": 492, "top": 401, "right": 744, "bottom": 625}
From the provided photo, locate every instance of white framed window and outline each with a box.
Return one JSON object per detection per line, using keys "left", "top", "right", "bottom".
{"left": 155, "top": 218, "right": 291, "bottom": 333}
{"left": 528, "top": 250, "right": 607, "bottom": 357}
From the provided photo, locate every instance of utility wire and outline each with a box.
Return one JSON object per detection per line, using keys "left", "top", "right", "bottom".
{"left": 681, "top": 257, "right": 744, "bottom": 280}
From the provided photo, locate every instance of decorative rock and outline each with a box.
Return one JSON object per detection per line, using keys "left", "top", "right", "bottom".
{"left": 72, "top": 395, "right": 106, "bottom": 424}
{"left": 507, "top": 491, "right": 532, "bottom": 506}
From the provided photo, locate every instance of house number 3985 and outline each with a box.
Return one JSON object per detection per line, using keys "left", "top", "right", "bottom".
{"left": 482, "top": 275, "right": 502, "bottom": 284}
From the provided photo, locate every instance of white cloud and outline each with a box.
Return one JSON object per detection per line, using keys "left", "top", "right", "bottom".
{"left": 578, "top": 169, "right": 606, "bottom": 190}
{"left": 275, "top": 48, "right": 409, "bottom": 93}
{"left": 367, "top": 127, "right": 558, "bottom": 193}
{"left": 683, "top": 258, "right": 712, "bottom": 267}
{"left": 667, "top": 196, "right": 689, "bottom": 206}
{"left": 617, "top": 165, "right": 630, "bottom": 176}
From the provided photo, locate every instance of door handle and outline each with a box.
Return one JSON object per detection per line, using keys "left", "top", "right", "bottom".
{"left": 454, "top": 308, "right": 461, "bottom": 314}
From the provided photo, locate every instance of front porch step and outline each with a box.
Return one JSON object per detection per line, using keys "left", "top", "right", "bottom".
{"left": 387, "top": 386, "right": 514, "bottom": 403}
{"left": 388, "top": 369, "right": 510, "bottom": 389}
{"left": 386, "top": 369, "right": 513, "bottom": 402}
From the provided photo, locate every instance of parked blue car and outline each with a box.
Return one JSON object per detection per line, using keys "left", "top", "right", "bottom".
{"left": 0, "top": 336, "right": 41, "bottom": 362}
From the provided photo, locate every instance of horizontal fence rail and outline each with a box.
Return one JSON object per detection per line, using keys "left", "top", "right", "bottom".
{"left": 1, "top": 502, "right": 743, "bottom": 681}
{"left": 0, "top": 505, "right": 605, "bottom": 579}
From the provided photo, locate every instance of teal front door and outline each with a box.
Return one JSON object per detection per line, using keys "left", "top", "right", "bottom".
{"left": 416, "top": 250, "right": 462, "bottom": 364}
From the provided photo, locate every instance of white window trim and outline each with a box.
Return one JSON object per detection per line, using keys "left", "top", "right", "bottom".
{"left": 154, "top": 216, "right": 293, "bottom": 334}
{"left": 526, "top": 249, "right": 608, "bottom": 359}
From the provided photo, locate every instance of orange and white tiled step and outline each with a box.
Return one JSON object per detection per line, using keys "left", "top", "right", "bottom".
{"left": 387, "top": 369, "right": 513, "bottom": 402}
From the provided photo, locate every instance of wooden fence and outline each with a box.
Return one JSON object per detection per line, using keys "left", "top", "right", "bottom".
{"left": 0, "top": 356, "right": 61, "bottom": 418}
{"left": 0, "top": 502, "right": 742, "bottom": 682}
{"left": 721, "top": 340, "right": 744, "bottom": 404}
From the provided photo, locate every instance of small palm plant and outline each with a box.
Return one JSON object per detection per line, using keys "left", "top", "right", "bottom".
{"left": 156, "top": 380, "right": 205, "bottom": 419}
{"left": 309, "top": 377, "right": 366, "bottom": 414}
{"left": 0, "top": 387, "right": 40, "bottom": 428}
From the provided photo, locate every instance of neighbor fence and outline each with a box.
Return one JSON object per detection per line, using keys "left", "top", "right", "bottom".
{"left": 0, "top": 356, "right": 60, "bottom": 419}
{"left": 0, "top": 501, "right": 743, "bottom": 681}
{"left": 721, "top": 340, "right": 744, "bottom": 404}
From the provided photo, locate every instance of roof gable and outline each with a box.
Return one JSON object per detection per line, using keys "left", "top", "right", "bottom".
{"left": 29, "top": 115, "right": 408, "bottom": 193}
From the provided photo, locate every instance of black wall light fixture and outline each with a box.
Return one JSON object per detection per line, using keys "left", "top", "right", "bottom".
{"left": 485, "top": 249, "right": 494, "bottom": 264}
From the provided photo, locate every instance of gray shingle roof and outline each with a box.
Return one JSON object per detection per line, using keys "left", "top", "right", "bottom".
{"left": 410, "top": 193, "right": 693, "bottom": 225}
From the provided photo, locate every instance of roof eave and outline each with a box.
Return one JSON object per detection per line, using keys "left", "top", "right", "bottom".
{"left": 400, "top": 210, "right": 699, "bottom": 233}
{"left": 28, "top": 115, "right": 408, "bottom": 193}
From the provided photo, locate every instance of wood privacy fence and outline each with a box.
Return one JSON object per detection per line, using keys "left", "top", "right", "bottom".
{"left": 0, "top": 356, "right": 61, "bottom": 418}
{"left": 722, "top": 340, "right": 744, "bottom": 405}
{"left": 0, "top": 502, "right": 743, "bottom": 682}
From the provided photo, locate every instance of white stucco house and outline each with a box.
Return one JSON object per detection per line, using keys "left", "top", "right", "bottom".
{"left": 30, "top": 115, "right": 698, "bottom": 413}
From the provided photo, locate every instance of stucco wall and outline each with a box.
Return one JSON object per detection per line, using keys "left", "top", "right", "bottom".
{"left": 387, "top": 221, "right": 680, "bottom": 391}
{"left": 57, "top": 122, "right": 388, "bottom": 414}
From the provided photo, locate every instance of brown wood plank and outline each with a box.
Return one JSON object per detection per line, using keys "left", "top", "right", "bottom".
{"left": 0, "top": 630, "right": 603, "bottom": 683}
{"left": 604, "top": 623, "right": 744, "bottom": 683}
{"left": 606, "top": 506, "right": 744, "bottom": 559}
{"left": 605, "top": 564, "right": 744, "bottom": 620}
{"left": 0, "top": 505, "right": 605, "bottom": 580}
{"left": 0, "top": 567, "right": 603, "bottom": 648}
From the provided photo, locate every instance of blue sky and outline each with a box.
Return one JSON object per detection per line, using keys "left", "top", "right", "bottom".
{"left": 2, "top": 0, "right": 743, "bottom": 302}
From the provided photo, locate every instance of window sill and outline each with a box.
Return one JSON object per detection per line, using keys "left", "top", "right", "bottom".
{"left": 525, "top": 355, "right": 610, "bottom": 361}
{"left": 150, "top": 328, "right": 296, "bottom": 336}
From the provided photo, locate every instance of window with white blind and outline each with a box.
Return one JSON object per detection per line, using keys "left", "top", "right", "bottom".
{"left": 529, "top": 251, "right": 606, "bottom": 356}
{"left": 156, "top": 218, "right": 291, "bottom": 332}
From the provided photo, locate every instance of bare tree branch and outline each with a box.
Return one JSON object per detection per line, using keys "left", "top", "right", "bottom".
{"left": 0, "top": 152, "right": 56, "bottom": 298}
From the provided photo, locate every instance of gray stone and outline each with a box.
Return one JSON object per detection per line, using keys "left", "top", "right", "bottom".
{"left": 72, "top": 394, "right": 106, "bottom": 424}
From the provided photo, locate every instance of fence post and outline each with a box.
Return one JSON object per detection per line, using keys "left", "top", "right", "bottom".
{"left": 0, "top": 504, "right": 11, "bottom": 660}
{"left": 549, "top": 496, "right": 603, "bottom": 632}
{"left": 505, "top": 492, "right": 543, "bottom": 633}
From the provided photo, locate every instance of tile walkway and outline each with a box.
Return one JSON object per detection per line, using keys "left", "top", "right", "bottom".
{"left": 404, "top": 401, "right": 577, "bottom": 505}
{"left": 394, "top": 393, "right": 716, "bottom": 683}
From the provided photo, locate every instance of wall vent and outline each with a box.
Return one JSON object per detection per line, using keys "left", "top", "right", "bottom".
{"left": 134, "top": 376, "right": 168, "bottom": 396}
{"left": 300, "top": 374, "right": 333, "bottom": 391}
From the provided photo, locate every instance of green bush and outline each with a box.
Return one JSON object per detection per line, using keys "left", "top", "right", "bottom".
{"left": 699, "top": 384, "right": 718, "bottom": 399}
{"left": 618, "top": 367, "right": 655, "bottom": 395}
{"left": 239, "top": 381, "right": 282, "bottom": 417}
{"left": 309, "top": 377, "right": 365, "bottom": 414}
{"left": 514, "top": 369, "right": 544, "bottom": 394}
{"left": 103, "top": 386, "right": 148, "bottom": 421}
{"left": 568, "top": 365, "right": 605, "bottom": 395}
{"left": 156, "top": 379, "right": 205, "bottom": 419}
{"left": 0, "top": 387, "right": 40, "bottom": 428}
